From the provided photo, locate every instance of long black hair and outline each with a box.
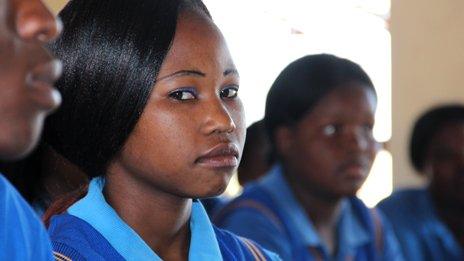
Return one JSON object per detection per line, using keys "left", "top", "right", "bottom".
{"left": 44, "top": 0, "right": 211, "bottom": 178}
{"left": 264, "top": 54, "right": 376, "bottom": 160}
{"left": 1, "top": 0, "right": 212, "bottom": 209}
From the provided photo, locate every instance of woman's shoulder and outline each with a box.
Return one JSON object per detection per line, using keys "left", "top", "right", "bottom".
{"left": 378, "top": 188, "right": 427, "bottom": 207}
{"left": 215, "top": 182, "right": 277, "bottom": 220}
{"left": 0, "top": 175, "right": 54, "bottom": 260}
{"left": 213, "top": 226, "right": 281, "bottom": 261}
{"left": 377, "top": 188, "right": 431, "bottom": 220}
{"left": 48, "top": 213, "right": 125, "bottom": 261}
{"left": 213, "top": 183, "right": 286, "bottom": 236}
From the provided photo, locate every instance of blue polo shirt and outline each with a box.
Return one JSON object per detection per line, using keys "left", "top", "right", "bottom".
{"left": 48, "top": 177, "right": 280, "bottom": 260}
{"left": 215, "top": 164, "right": 403, "bottom": 261}
{"left": 378, "top": 188, "right": 463, "bottom": 260}
{"left": 0, "top": 174, "right": 53, "bottom": 260}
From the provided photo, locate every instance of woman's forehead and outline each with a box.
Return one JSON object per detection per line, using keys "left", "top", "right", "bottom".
{"left": 312, "top": 86, "right": 376, "bottom": 113}
{"left": 159, "top": 11, "right": 235, "bottom": 76}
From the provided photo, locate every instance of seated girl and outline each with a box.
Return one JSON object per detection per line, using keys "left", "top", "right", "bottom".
{"left": 215, "top": 54, "right": 403, "bottom": 261}
{"left": 41, "top": 0, "right": 280, "bottom": 260}
{"left": 378, "top": 105, "right": 464, "bottom": 260}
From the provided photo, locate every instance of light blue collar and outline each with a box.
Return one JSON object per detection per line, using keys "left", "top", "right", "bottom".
{"left": 68, "top": 177, "right": 223, "bottom": 261}
{"left": 337, "top": 200, "right": 370, "bottom": 255}
{"left": 260, "top": 164, "right": 370, "bottom": 255}
{"left": 260, "top": 165, "right": 320, "bottom": 246}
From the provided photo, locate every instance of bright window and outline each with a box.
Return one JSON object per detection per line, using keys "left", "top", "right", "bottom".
{"left": 205, "top": 0, "right": 393, "bottom": 206}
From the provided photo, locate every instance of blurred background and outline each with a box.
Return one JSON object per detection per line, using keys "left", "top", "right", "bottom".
{"left": 44, "top": 0, "right": 464, "bottom": 206}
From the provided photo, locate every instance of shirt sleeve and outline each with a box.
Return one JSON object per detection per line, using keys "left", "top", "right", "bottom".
{"left": 220, "top": 208, "right": 292, "bottom": 261}
{"left": 262, "top": 248, "right": 283, "bottom": 261}
{"left": 0, "top": 175, "right": 54, "bottom": 261}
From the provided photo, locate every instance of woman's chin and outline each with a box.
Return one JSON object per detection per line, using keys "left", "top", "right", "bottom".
{"left": 199, "top": 180, "right": 230, "bottom": 199}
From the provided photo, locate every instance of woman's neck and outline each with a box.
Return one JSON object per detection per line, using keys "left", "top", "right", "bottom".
{"left": 104, "top": 162, "right": 191, "bottom": 260}
{"left": 429, "top": 188, "right": 464, "bottom": 247}
{"left": 283, "top": 166, "right": 343, "bottom": 255}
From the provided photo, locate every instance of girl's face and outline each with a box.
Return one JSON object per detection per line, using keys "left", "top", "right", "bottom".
{"left": 111, "top": 11, "right": 245, "bottom": 198}
{"left": 277, "top": 84, "right": 379, "bottom": 200}
{"left": 425, "top": 122, "right": 464, "bottom": 207}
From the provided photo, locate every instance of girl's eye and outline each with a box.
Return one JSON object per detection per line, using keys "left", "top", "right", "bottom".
{"left": 363, "top": 124, "right": 374, "bottom": 133}
{"left": 220, "top": 86, "right": 239, "bottom": 99}
{"left": 169, "top": 90, "right": 196, "bottom": 101}
{"left": 322, "top": 124, "right": 341, "bottom": 136}
{"left": 367, "top": 123, "right": 374, "bottom": 130}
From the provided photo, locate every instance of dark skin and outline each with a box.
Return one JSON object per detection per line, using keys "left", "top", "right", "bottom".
{"left": 423, "top": 122, "right": 464, "bottom": 247}
{"left": 105, "top": 11, "right": 245, "bottom": 260}
{"left": 238, "top": 121, "right": 272, "bottom": 185}
{"left": 275, "top": 85, "right": 378, "bottom": 255}
{"left": 238, "top": 141, "right": 270, "bottom": 185}
{"left": 0, "top": 0, "right": 61, "bottom": 160}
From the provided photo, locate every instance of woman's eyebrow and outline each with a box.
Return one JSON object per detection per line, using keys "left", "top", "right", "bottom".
{"left": 157, "top": 68, "right": 239, "bottom": 82}
{"left": 158, "top": 70, "right": 206, "bottom": 81}
{"left": 224, "top": 68, "right": 239, "bottom": 77}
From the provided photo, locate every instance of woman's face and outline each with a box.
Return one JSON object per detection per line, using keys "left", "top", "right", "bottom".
{"left": 277, "top": 84, "right": 378, "bottom": 200}
{"left": 0, "top": 0, "right": 62, "bottom": 160}
{"left": 425, "top": 122, "right": 464, "bottom": 207}
{"left": 112, "top": 11, "right": 245, "bottom": 198}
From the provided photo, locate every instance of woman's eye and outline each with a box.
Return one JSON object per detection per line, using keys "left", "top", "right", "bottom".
{"left": 362, "top": 123, "right": 374, "bottom": 135}
{"left": 220, "top": 86, "right": 239, "bottom": 99}
{"left": 322, "top": 124, "right": 340, "bottom": 136}
{"left": 169, "top": 90, "right": 196, "bottom": 101}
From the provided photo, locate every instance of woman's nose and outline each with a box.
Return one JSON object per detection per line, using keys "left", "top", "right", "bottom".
{"left": 344, "top": 126, "right": 372, "bottom": 152}
{"left": 14, "top": 0, "right": 62, "bottom": 43}
{"left": 200, "top": 99, "right": 236, "bottom": 135}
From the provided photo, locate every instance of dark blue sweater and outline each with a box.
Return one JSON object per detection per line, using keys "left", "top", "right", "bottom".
{"left": 49, "top": 213, "right": 280, "bottom": 260}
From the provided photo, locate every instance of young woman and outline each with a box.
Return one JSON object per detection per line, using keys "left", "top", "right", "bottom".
{"left": 378, "top": 105, "right": 464, "bottom": 260}
{"left": 42, "top": 0, "right": 279, "bottom": 260}
{"left": 215, "top": 54, "right": 403, "bottom": 260}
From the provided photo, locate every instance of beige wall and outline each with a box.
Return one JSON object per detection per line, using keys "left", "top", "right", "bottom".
{"left": 44, "top": 0, "right": 67, "bottom": 14}
{"left": 391, "top": 0, "right": 464, "bottom": 188}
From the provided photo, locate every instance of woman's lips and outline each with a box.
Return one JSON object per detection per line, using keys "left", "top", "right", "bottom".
{"left": 343, "top": 164, "right": 368, "bottom": 179}
{"left": 27, "top": 59, "right": 62, "bottom": 111}
{"left": 338, "top": 159, "right": 370, "bottom": 180}
{"left": 196, "top": 143, "right": 239, "bottom": 169}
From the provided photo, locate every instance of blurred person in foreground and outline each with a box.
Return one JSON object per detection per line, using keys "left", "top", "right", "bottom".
{"left": 378, "top": 104, "right": 464, "bottom": 260}
{"left": 0, "top": 0, "right": 62, "bottom": 259}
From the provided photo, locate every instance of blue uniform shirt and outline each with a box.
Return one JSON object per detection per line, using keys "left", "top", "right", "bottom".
{"left": 215, "top": 164, "right": 403, "bottom": 261}
{"left": 48, "top": 177, "right": 280, "bottom": 260}
{"left": 201, "top": 196, "right": 229, "bottom": 217}
{"left": 0, "top": 174, "right": 53, "bottom": 260}
{"left": 378, "top": 188, "right": 463, "bottom": 260}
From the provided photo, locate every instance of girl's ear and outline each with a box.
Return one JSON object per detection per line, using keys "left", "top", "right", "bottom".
{"left": 274, "top": 126, "right": 293, "bottom": 160}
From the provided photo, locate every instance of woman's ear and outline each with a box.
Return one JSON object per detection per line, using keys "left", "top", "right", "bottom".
{"left": 421, "top": 147, "right": 434, "bottom": 179}
{"left": 274, "top": 126, "right": 293, "bottom": 160}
